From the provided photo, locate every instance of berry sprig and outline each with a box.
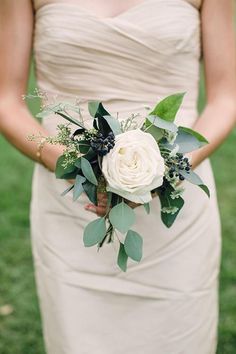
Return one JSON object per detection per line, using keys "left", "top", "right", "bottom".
{"left": 90, "top": 131, "right": 115, "bottom": 156}
{"left": 166, "top": 153, "right": 192, "bottom": 181}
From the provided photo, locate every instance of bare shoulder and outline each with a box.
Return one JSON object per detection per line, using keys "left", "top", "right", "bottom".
{"left": 0, "top": 0, "right": 34, "bottom": 98}
{"left": 0, "top": 0, "right": 34, "bottom": 14}
{"left": 201, "top": 0, "right": 236, "bottom": 102}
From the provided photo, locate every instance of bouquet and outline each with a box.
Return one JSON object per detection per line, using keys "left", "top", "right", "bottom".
{"left": 29, "top": 93, "right": 209, "bottom": 271}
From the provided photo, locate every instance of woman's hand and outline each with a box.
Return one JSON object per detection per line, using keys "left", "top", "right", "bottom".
{"left": 85, "top": 192, "right": 109, "bottom": 217}
{"left": 85, "top": 191, "right": 158, "bottom": 216}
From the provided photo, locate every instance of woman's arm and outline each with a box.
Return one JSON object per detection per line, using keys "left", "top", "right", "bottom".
{"left": 0, "top": 0, "right": 64, "bottom": 171}
{"left": 190, "top": 0, "right": 236, "bottom": 168}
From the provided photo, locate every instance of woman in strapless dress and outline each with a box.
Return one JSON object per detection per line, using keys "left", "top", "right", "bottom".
{"left": 0, "top": 0, "right": 235, "bottom": 353}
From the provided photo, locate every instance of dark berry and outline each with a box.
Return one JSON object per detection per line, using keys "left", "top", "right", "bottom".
{"left": 179, "top": 175, "right": 185, "bottom": 181}
{"left": 90, "top": 131, "right": 115, "bottom": 156}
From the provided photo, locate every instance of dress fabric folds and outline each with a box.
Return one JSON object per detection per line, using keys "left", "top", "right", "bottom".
{"left": 31, "top": 0, "right": 221, "bottom": 353}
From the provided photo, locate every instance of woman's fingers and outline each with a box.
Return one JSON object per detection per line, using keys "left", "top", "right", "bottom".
{"left": 97, "top": 192, "right": 108, "bottom": 206}
{"left": 84, "top": 191, "right": 108, "bottom": 216}
{"left": 85, "top": 204, "right": 107, "bottom": 216}
{"left": 85, "top": 192, "right": 160, "bottom": 215}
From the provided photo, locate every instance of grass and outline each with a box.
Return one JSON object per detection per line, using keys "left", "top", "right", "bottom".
{"left": 0, "top": 64, "right": 236, "bottom": 354}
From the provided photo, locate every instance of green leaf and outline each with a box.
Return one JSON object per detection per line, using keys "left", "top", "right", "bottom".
{"left": 146, "top": 115, "right": 178, "bottom": 133}
{"left": 174, "top": 130, "right": 202, "bottom": 153}
{"left": 36, "top": 102, "right": 84, "bottom": 127}
{"left": 83, "top": 218, "right": 106, "bottom": 247}
{"left": 145, "top": 124, "right": 164, "bottom": 142}
{"left": 61, "top": 184, "right": 74, "bottom": 196}
{"left": 81, "top": 157, "right": 98, "bottom": 186}
{"left": 74, "top": 157, "right": 81, "bottom": 169}
{"left": 88, "top": 101, "right": 110, "bottom": 118}
{"left": 179, "top": 169, "right": 203, "bottom": 185}
{"left": 55, "top": 111, "right": 83, "bottom": 127}
{"left": 103, "top": 115, "right": 122, "bottom": 135}
{"left": 178, "top": 126, "right": 208, "bottom": 144}
{"left": 179, "top": 170, "right": 210, "bottom": 198}
{"left": 73, "top": 175, "right": 86, "bottom": 201}
{"left": 109, "top": 201, "right": 135, "bottom": 234}
{"left": 124, "top": 230, "right": 143, "bottom": 262}
{"left": 158, "top": 185, "right": 184, "bottom": 228}
{"left": 77, "top": 140, "right": 91, "bottom": 154}
{"left": 82, "top": 180, "right": 97, "bottom": 205}
{"left": 88, "top": 101, "right": 100, "bottom": 117}
{"left": 97, "top": 116, "right": 112, "bottom": 136}
{"left": 149, "top": 93, "right": 185, "bottom": 122}
{"left": 199, "top": 184, "right": 210, "bottom": 198}
{"left": 143, "top": 203, "right": 150, "bottom": 214}
{"left": 160, "top": 199, "right": 184, "bottom": 228}
{"left": 83, "top": 149, "right": 97, "bottom": 161}
{"left": 55, "top": 155, "right": 76, "bottom": 178}
{"left": 117, "top": 243, "right": 128, "bottom": 272}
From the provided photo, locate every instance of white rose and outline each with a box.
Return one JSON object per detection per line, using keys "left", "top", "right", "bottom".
{"left": 102, "top": 129, "right": 165, "bottom": 204}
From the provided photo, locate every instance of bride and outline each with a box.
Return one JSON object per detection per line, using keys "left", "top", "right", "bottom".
{"left": 0, "top": 0, "right": 235, "bottom": 353}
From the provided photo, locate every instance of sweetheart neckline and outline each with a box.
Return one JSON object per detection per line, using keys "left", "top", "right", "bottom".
{"left": 36, "top": 0, "right": 199, "bottom": 21}
{"left": 36, "top": 0, "right": 154, "bottom": 21}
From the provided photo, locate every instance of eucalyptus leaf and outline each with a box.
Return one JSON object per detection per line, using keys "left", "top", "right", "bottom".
{"left": 149, "top": 93, "right": 185, "bottom": 122}
{"left": 109, "top": 201, "right": 136, "bottom": 234}
{"left": 179, "top": 170, "right": 210, "bottom": 197}
{"left": 124, "top": 230, "right": 143, "bottom": 262}
{"left": 63, "top": 102, "right": 82, "bottom": 115}
{"left": 82, "top": 180, "right": 97, "bottom": 205}
{"left": 103, "top": 115, "right": 122, "bottom": 135}
{"left": 174, "top": 130, "right": 202, "bottom": 153}
{"left": 83, "top": 218, "right": 107, "bottom": 247}
{"left": 81, "top": 157, "right": 98, "bottom": 186}
{"left": 36, "top": 103, "right": 62, "bottom": 118}
{"left": 88, "top": 101, "right": 110, "bottom": 118}
{"left": 145, "top": 124, "right": 164, "bottom": 142}
{"left": 73, "top": 175, "right": 86, "bottom": 201}
{"left": 143, "top": 203, "right": 150, "bottom": 214}
{"left": 55, "top": 111, "right": 84, "bottom": 127}
{"left": 36, "top": 103, "right": 83, "bottom": 126}
{"left": 179, "top": 169, "right": 203, "bottom": 185}
{"left": 147, "top": 115, "right": 178, "bottom": 133}
{"left": 61, "top": 184, "right": 74, "bottom": 197}
{"left": 88, "top": 101, "right": 100, "bottom": 117}
{"left": 117, "top": 243, "right": 128, "bottom": 272}
{"left": 178, "top": 126, "right": 208, "bottom": 144}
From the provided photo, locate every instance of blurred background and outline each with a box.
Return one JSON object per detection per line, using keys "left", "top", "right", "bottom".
{"left": 0, "top": 22, "right": 236, "bottom": 354}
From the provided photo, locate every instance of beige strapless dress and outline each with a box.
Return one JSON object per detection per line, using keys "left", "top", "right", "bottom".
{"left": 30, "top": 1, "right": 222, "bottom": 353}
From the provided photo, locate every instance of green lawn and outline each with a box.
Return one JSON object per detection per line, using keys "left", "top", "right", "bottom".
{"left": 0, "top": 65, "right": 236, "bottom": 354}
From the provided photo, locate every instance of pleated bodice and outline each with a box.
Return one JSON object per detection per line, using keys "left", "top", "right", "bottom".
{"left": 33, "top": 0, "right": 202, "bottom": 128}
